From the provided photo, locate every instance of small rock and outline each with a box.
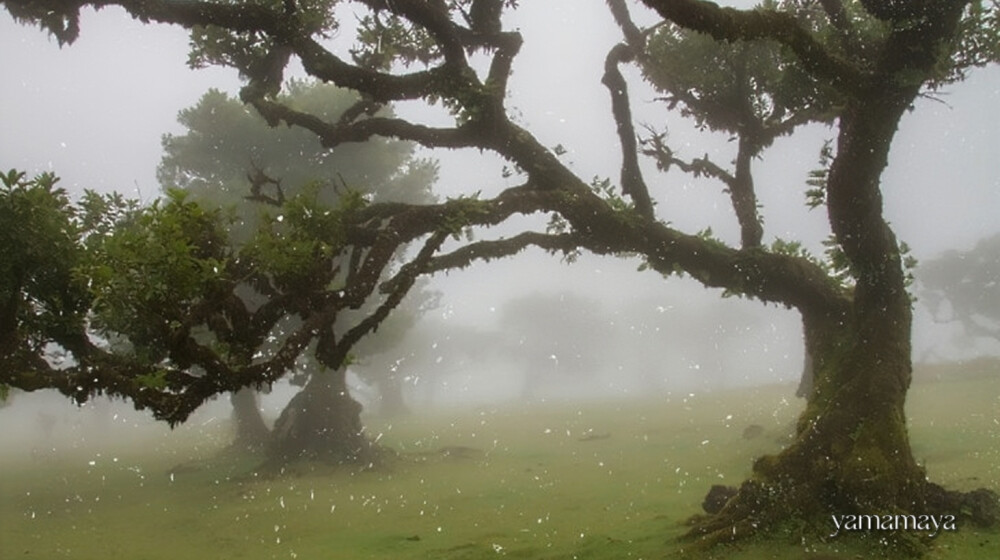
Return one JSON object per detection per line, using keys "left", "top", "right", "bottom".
{"left": 702, "top": 484, "right": 738, "bottom": 514}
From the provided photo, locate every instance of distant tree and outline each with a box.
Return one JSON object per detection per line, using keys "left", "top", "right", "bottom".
{"left": 158, "top": 82, "right": 437, "bottom": 452}
{"left": 919, "top": 232, "right": 1000, "bottom": 350}
{"left": 4, "top": 0, "right": 1000, "bottom": 553}
{"left": 348, "top": 284, "right": 439, "bottom": 416}
{"left": 498, "top": 291, "right": 610, "bottom": 400}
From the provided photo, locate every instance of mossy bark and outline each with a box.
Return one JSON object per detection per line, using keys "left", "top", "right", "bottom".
{"left": 686, "top": 304, "right": 996, "bottom": 554}
{"left": 267, "top": 367, "right": 377, "bottom": 464}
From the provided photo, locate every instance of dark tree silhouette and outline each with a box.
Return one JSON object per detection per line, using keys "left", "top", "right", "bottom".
{"left": 158, "top": 83, "right": 437, "bottom": 457}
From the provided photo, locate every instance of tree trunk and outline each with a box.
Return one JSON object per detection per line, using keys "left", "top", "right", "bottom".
{"left": 230, "top": 388, "right": 270, "bottom": 451}
{"left": 267, "top": 367, "right": 377, "bottom": 464}
{"left": 684, "top": 98, "right": 1000, "bottom": 548}
{"left": 685, "top": 305, "right": 990, "bottom": 552}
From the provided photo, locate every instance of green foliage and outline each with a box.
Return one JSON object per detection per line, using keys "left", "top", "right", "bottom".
{"left": 159, "top": 82, "right": 434, "bottom": 215}
{"left": 695, "top": 226, "right": 728, "bottom": 251}
{"left": 821, "top": 235, "right": 853, "bottom": 288}
{"left": 589, "top": 176, "right": 634, "bottom": 214}
{"left": 352, "top": 11, "right": 440, "bottom": 70}
{"left": 187, "top": 0, "right": 339, "bottom": 76}
{"left": 83, "top": 189, "right": 232, "bottom": 359}
{"left": 812, "top": 236, "right": 912, "bottom": 293}
{"left": 440, "top": 193, "right": 487, "bottom": 241}
{"left": 136, "top": 369, "right": 169, "bottom": 391}
{"left": 157, "top": 79, "right": 440, "bottom": 396}
{"left": 642, "top": 0, "right": 843, "bottom": 140}
{"left": 927, "top": 1, "right": 1000, "bottom": 90}
{"left": 0, "top": 169, "right": 90, "bottom": 353}
{"left": 241, "top": 186, "right": 366, "bottom": 289}
{"left": 805, "top": 139, "right": 834, "bottom": 210}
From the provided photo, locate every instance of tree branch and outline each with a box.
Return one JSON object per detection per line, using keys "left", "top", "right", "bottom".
{"left": 420, "top": 231, "right": 581, "bottom": 277}
{"left": 639, "top": 0, "right": 865, "bottom": 95}
{"left": 603, "top": 42, "right": 656, "bottom": 220}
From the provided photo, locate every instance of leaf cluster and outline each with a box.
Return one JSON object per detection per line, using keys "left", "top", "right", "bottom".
{"left": 83, "top": 189, "right": 233, "bottom": 361}
{"left": 804, "top": 139, "right": 834, "bottom": 210}
{"left": 589, "top": 176, "right": 634, "bottom": 214}
{"left": 926, "top": 1, "right": 1000, "bottom": 90}
{"left": 187, "top": 0, "right": 339, "bottom": 75}
{"left": 641, "top": 0, "right": 843, "bottom": 140}
{"left": 241, "top": 185, "right": 366, "bottom": 291}
{"left": 352, "top": 11, "right": 440, "bottom": 70}
{"left": 0, "top": 169, "right": 90, "bottom": 354}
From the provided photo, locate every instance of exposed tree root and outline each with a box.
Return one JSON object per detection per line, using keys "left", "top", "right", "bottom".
{"left": 682, "top": 476, "right": 999, "bottom": 557}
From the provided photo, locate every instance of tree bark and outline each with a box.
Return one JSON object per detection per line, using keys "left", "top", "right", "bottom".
{"left": 687, "top": 306, "right": 944, "bottom": 552}
{"left": 229, "top": 388, "right": 270, "bottom": 451}
{"left": 267, "top": 367, "right": 376, "bottom": 464}
{"left": 685, "top": 31, "right": 1000, "bottom": 543}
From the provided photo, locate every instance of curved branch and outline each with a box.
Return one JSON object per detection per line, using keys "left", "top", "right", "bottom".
{"left": 241, "top": 85, "right": 480, "bottom": 149}
{"left": 319, "top": 230, "right": 448, "bottom": 368}
{"left": 639, "top": 0, "right": 865, "bottom": 95}
{"left": 292, "top": 35, "right": 453, "bottom": 103}
{"left": 603, "top": 42, "right": 656, "bottom": 219}
{"left": 356, "top": 0, "right": 468, "bottom": 65}
{"left": 640, "top": 127, "right": 735, "bottom": 185}
{"left": 420, "top": 231, "right": 581, "bottom": 277}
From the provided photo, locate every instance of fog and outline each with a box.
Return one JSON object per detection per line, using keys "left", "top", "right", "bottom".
{"left": 1, "top": 1, "right": 999, "bottom": 452}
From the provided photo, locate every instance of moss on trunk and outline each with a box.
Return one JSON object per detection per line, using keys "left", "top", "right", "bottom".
{"left": 267, "top": 367, "right": 378, "bottom": 465}
{"left": 684, "top": 308, "right": 998, "bottom": 555}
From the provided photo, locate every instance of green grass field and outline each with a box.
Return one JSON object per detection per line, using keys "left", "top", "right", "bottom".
{"left": 2, "top": 364, "right": 997, "bottom": 559}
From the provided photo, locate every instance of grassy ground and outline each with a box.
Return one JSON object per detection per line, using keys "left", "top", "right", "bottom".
{"left": 1, "top": 365, "right": 997, "bottom": 559}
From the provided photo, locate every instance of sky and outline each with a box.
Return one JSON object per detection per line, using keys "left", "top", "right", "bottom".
{"left": 2, "top": 0, "right": 999, "bottom": 388}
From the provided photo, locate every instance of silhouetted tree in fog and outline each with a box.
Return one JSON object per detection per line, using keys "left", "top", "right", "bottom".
{"left": 158, "top": 82, "right": 437, "bottom": 456}
{"left": 919, "top": 232, "right": 1000, "bottom": 351}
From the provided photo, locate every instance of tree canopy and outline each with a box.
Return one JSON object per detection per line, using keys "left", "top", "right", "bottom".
{"left": 3, "top": 0, "right": 999, "bottom": 552}
{"left": 920, "top": 231, "right": 1000, "bottom": 349}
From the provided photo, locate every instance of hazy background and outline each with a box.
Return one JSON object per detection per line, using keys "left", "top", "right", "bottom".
{"left": 2, "top": 1, "right": 999, "bottom": 435}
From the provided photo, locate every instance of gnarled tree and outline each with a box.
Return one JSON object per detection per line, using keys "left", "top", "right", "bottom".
{"left": 159, "top": 81, "right": 439, "bottom": 454}
{"left": 3, "top": 0, "right": 999, "bottom": 553}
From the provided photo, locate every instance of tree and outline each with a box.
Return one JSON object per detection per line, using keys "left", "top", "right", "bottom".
{"left": 4, "top": 0, "right": 999, "bottom": 554}
{"left": 919, "top": 231, "right": 1000, "bottom": 350}
{"left": 498, "top": 291, "right": 611, "bottom": 400}
{"left": 0, "top": 169, "right": 90, "bottom": 381}
{"left": 158, "top": 82, "right": 438, "bottom": 451}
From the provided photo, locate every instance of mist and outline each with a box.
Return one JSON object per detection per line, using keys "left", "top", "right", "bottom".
{"left": 1, "top": 0, "right": 998, "bottom": 448}
{"left": 2, "top": 0, "right": 999, "bottom": 448}
{"left": 2, "top": 1, "right": 999, "bottom": 557}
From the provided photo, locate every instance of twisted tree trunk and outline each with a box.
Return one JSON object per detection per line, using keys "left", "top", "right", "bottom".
{"left": 686, "top": 59, "right": 999, "bottom": 549}
{"left": 268, "top": 367, "right": 376, "bottom": 464}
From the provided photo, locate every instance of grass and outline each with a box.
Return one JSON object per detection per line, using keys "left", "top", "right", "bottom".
{"left": 1, "top": 365, "right": 998, "bottom": 559}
